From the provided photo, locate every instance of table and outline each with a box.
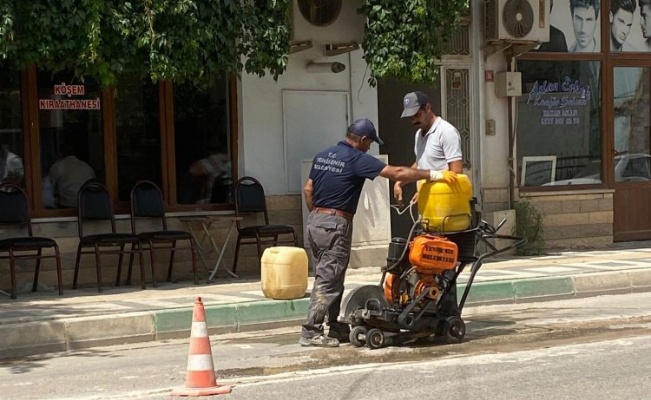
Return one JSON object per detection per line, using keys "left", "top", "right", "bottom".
{"left": 179, "top": 215, "right": 243, "bottom": 283}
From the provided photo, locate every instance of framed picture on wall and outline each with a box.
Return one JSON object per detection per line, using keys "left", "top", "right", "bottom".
{"left": 521, "top": 156, "right": 557, "bottom": 187}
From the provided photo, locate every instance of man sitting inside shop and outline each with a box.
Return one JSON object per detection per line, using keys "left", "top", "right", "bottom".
{"left": 49, "top": 143, "right": 95, "bottom": 208}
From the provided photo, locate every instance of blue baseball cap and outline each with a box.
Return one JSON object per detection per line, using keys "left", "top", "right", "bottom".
{"left": 348, "top": 118, "right": 384, "bottom": 145}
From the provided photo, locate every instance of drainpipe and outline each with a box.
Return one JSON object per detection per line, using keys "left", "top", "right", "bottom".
{"left": 506, "top": 53, "right": 517, "bottom": 209}
{"left": 348, "top": 51, "right": 354, "bottom": 123}
{"left": 471, "top": 0, "right": 483, "bottom": 203}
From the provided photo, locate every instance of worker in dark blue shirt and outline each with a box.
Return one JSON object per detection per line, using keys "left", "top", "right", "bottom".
{"left": 299, "top": 118, "right": 458, "bottom": 347}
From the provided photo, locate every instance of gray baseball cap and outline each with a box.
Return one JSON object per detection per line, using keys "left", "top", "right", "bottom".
{"left": 401, "top": 91, "right": 429, "bottom": 118}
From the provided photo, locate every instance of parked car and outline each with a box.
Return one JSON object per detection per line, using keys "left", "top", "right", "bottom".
{"left": 543, "top": 153, "right": 651, "bottom": 186}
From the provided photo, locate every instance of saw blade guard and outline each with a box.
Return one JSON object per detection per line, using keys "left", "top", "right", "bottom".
{"left": 338, "top": 285, "right": 390, "bottom": 324}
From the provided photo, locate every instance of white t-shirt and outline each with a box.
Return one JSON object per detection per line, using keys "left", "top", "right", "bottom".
{"left": 414, "top": 117, "right": 463, "bottom": 170}
{"left": 49, "top": 156, "right": 96, "bottom": 208}
{"left": 197, "top": 153, "right": 231, "bottom": 202}
{"left": 0, "top": 151, "right": 24, "bottom": 182}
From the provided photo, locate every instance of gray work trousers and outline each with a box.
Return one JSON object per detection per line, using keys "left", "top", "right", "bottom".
{"left": 301, "top": 212, "right": 353, "bottom": 339}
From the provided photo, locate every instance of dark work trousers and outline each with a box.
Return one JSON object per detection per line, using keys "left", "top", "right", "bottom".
{"left": 301, "top": 211, "right": 353, "bottom": 339}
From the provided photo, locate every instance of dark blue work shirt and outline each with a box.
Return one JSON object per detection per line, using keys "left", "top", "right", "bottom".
{"left": 309, "top": 141, "right": 386, "bottom": 215}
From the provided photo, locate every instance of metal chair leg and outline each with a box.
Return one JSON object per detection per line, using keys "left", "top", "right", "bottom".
{"left": 138, "top": 244, "right": 146, "bottom": 290}
{"left": 232, "top": 236, "right": 242, "bottom": 275}
{"left": 255, "top": 235, "right": 266, "bottom": 271}
{"left": 127, "top": 242, "right": 144, "bottom": 286}
{"left": 32, "top": 248, "right": 42, "bottom": 292}
{"left": 115, "top": 244, "right": 126, "bottom": 286}
{"left": 149, "top": 241, "right": 158, "bottom": 288}
{"left": 190, "top": 238, "right": 199, "bottom": 284}
{"left": 54, "top": 244, "right": 63, "bottom": 296}
{"left": 9, "top": 249, "right": 17, "bottom": 299}
{"left": 126, "top": 245, "right": 136, "bottom": 286}
{"left": 94, "top": 244, "right": 103, "bottom": 293}
{"left": 73, "top": 243, "right": 83, "bottom": 289}
{"left": 167, "top": 241, "right": 177, "bottom": 282}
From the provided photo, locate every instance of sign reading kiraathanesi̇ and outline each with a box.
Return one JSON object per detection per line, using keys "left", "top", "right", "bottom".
{"left": 38, "top": 83, "right": 101, "bottom": 110}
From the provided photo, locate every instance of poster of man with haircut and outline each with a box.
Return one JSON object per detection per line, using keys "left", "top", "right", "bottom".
{"left": 537, "top": 0, "right": 601, "bottom": 53}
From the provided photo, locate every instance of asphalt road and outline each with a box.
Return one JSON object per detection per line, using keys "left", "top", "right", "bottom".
{"left": 3, "top": 292, "right": 651, "bottom": 399}
{"left": 223, "top": 335, "right": 651, "bottom": 400}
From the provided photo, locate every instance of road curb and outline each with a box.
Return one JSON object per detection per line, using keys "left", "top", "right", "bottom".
{"left": 3, "top": 270, "right": 651, "bottom": 360}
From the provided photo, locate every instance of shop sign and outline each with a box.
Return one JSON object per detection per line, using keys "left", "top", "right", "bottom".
{"left": 526, "top": 76, "right": 591, "bottom": 126}
{"left": 38, "top": 83, "right": 101, "bottom": 110}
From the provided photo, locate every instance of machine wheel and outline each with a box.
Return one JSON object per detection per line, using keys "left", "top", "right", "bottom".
{"left": 443, "top": 316, "right": 466, "bottom": 344}
{"left": 366, "top": 328, "right": 385, "bottom": 349}
{"left": 349, "top": 326, "right": 368, "bottom": 347}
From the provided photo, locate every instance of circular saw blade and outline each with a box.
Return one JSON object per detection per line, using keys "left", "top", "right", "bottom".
{"left": 338, "top": 285, "right": 390, "bottom": 323}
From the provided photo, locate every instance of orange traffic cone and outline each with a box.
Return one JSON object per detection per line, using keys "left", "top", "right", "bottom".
{"left": 171, "top": 297, "right": 232, "bottom": 397}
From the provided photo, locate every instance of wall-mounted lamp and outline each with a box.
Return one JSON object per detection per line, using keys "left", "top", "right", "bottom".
{"left": 306, "top": 61, "right": 346, "bottom": 74}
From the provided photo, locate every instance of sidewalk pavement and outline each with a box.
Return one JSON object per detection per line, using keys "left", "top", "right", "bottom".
{"left": 2, "top": 242, "right": 651, "bottom": 360}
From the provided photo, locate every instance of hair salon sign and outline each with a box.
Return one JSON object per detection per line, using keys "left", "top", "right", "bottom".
{"left": 527, "top": 77, "right": 591, "bottom": 126}
{"left": 38, "top": 83, "right": 101, "bottom": 110}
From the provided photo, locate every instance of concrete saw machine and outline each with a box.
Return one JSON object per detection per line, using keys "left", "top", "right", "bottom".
{"left": 339, "top": 192, "right": 527, "bottom": 349}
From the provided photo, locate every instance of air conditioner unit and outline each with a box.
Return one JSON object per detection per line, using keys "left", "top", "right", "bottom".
{"left": 290, "top": 0, "right": 365, "bottom": 46}
{"left": 485, "top": 0, "right": 549, "bottom": 43}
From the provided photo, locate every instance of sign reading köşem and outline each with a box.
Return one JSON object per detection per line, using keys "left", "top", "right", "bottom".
{"left": 38, "top": 83, "right": 101, "bottom": 110}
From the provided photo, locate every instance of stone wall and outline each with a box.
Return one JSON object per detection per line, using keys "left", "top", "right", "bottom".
{"left": 481, "top": 187, "right": 510, "bottom": 214}
{"left": 519, "top": 189, "right": 614, "bottom": 249}
{"left": 478, "top": 187, "right": 614, "bottom": 250}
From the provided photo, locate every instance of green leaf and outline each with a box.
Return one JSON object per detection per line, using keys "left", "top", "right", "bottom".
{"left": 361, "top": 0, "right": 468, "bottom": 87}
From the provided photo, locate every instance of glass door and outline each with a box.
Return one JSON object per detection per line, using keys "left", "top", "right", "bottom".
{"left": 613, "top": 67, "right": 651, "bottom": 241}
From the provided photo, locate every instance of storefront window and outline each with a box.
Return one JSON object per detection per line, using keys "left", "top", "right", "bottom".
{"left": 517, "top": 60, "right": 601, "bottom": 187}
{"left": 174, "top": 78, "right": 231, "bottom": 204}
{"left": 613, "top": 67, "right": 651, "bottom": 182}
{"left": 115, "top": 75, "right": 161, "bottom": 201}
{"left": 37, "top": 69, "right": 103, "bottom": 208}
{"left": 0, "top": 61, "right": 24, "bottom": 188}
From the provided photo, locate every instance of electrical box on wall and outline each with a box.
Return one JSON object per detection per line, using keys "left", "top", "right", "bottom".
{"left": 494, "top": 71, "right": 522, "bottom": 98}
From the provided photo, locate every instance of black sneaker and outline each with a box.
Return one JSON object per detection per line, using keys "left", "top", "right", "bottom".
{"left": 298, "top": 335, "right": 340, "bottom": 347}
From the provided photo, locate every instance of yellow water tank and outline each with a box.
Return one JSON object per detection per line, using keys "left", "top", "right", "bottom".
{"left": 417, "top": 173, "right": 473, "bottom": 232}
{"left": 261, "top": 246, "right": 308, "bottom": 300}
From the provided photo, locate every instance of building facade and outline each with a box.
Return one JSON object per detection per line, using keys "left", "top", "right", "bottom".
{"left": 0, "top": 0, "right": 378, "bottom": 291}
{"left": 484, "top": 0, "right": 651, "bottom": 246}
{"left": 2, "top": 0, "right": 651, "bottom": 293}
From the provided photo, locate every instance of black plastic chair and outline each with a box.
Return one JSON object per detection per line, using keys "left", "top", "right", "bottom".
{"left": 128, "top": 180, "right": 198, "bottom": 286}
{"left": 72, "top": 180, "right": 145, "bottom": 292}
{"left": 0, "top": 184, "right": 63, "bottom": 299}
{"left": 231, "top": 176, "right": 298, "bottom": 275}
{"left": 210, "top": 175, "right": 233, "bottom": 204}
